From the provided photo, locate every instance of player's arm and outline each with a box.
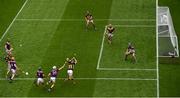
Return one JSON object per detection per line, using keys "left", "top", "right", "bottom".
{"left": 85, "top": 16, "right": 88, "bottom": 22}
{"left": 15, "top": 64, "right": 19, "bottom": 70}
{"left": 73, "top": 57, "right": 77, "bottom": 64}
{"left": 43, "top": 73, "right": 45, "bottom": 78}
{"left": 4, "top": 44, "right": 7, "bottom": 50}
{"left": 58, "top": 61, "right": 67, "bottom": 70}
{"left": 106, "top": 27, "right": 109, "bottom": 35}
{"left": 35, "top": 72, "right": 38, "bottom": 78}
{"left": 113, "top": 27, "right": 115, "bottom": 32}
{"left": 48, "top": 73, "right": 51, "bottom": 77}
{"left": 125, "top": 48, "right": 129, "bottom": 54}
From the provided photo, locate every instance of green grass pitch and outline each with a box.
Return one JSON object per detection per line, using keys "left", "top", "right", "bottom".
{"left": 0, "top": 0, "right": 161, "bottom": 97}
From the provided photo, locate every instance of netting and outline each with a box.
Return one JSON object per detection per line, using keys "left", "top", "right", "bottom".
{"left": 158, "top": 7, "right": 179, "bottom": 57}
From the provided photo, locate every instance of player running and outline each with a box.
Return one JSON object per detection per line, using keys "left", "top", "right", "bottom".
{"left": 36, "top": 67, "right": 45, "bottom": 86}
{"left": 46, "top": 65, "right": 65, "bottom": 92}
{"left": 65, "top": 56, "right": 77, "bottom": 81}
{"left": 5, "top": 41, "right": 13, "bottom": 56}
{"left": 106, "top": 24, "right": 115, "bottom": 44}
{"left": 4, "top": 41, "right": 13, "bottom": 62}
{"left": 125, "top": 43, "right": 137, "bottom": 63}
{"left": 85, "top": 11, "right": 96, "bottom": 30}
{"left": 6, "top": 57, "right": 18, "bottom": 83}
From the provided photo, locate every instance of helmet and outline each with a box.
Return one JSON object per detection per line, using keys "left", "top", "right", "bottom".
{"left": 128, "top": 42, "right": 131, "bottom": 46}
{"left": 53, "top": 66, "right": 56, "bottom": 69}
{"left": 11, "top": 57, "right": 15, "bottom": 60}
{"left": 66, "top": 58, "right": 69, "bottom": 61}
{"left": 38, "top": 67, "right": 42, "bottom": 71}
{"left": 109, "top": 24, "right": 112, "bottom": 27}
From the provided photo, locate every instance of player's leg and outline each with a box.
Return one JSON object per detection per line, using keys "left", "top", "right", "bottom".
{"left": 9, "top": 69, "right": 16, "bottom": 83}
{"left": 132, "top": 53, "right": 137, "bottom": 63}
{"left": 41, "top": 78, "right": 44, "bottom": 85}
{"left": 108, "top": 34, "right": 113, "bottom": 44}
{"left": 86, "top": 20, "right": 90, "bottom": 30}
{"left": 90, "top": 20, "right": 96, "bottom": 30}
{"left": 36, "top": 78, "right": 40, "bottom": 86}
{"left": 6, "top": 69, "right": 10, "bottom": 78}
{"left": 46, "top": 78, "right": 52, "bottom": 85}
{"left": 48, "top": 77, "right": 56, "bottom": 91}
{"left": 125, "top": 51, "right": 130, "bottom": 60}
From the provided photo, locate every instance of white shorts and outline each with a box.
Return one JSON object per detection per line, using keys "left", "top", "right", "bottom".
{"left": 37, "top": 78, "right": 44, "bottom": 84}
{"left": 6, "top": 49, "right": 12, "bottom": 54}
{"left": 11, "top": 69, "right": 16, "bottom": 74}
{"left": 50, "top": 77, "right": 56, "bottom": 83}
{"left": 108, "top": 33, "right": 113, "bottom": 37}
{"left": 87, "top": 20, "right": 93, "bottom": 23}
{"left": 67, "top": 70, "right": 73, "bottom": 77}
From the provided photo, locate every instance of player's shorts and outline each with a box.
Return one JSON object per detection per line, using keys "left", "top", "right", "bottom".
{"left": 6, "top": 49, "right": 11, "bottom": 54}
{"left": 87, "top": 20, "right": 94, "bottom": 23}
{"left": 11, "top": 69, "right": 16, "bottom": 74}
{"left": 126, "top": 50, "right": 135, "bottom": 56}
{"left": 130, "top": 50, "right": 135, "bottom": 54}
{"left": 37, "top": 78, "right": 44, "bottom": 84}
{"left": 108, "top": 33, "right": 113, "bottom": 37}
{"left": 67, "top": 70, "right": 73, "bottom": 77}
{"left": 50, "top": 77, "right": 56, "bottom": 83}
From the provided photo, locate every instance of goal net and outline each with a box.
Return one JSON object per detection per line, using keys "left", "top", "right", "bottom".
{"left": 158, "top": 7, "right": 179, "bottom": 57}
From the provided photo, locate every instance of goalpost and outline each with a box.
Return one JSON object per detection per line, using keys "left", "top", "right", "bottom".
{"left": 158, "top": 7, "right": 179, "bottom": 57}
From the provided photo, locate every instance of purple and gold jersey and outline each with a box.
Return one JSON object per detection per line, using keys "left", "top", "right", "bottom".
{"left": 50, "top": 69, "right": 59, "bottom": 77}
{"left": 37, "top": 70, "right": 44, "bottom": 78}
{"left": 10, "top": 61, "right": 16, "bottom": 70}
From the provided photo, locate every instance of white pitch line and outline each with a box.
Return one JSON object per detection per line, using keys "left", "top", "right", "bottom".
{"left": 0, "top": 78, "right": 157, "bottom": 81}
{"left": 15, "top": 18, "right": 156, "bottom": 22}
{"left": 98, "top": 68, "right": 156, "bottom": 71}
{"left": 156, "top": 5, "right": 160, "bottom": 98}
{"left": 114, "top": 25, "right": 155, "bottom": 28}
{"left": 0, "top": 0, "right": 29, "bottom": 43}
{"left": 96, "top": 26, "right": 107, "bottom": 69}
{"left": 159, "top": 55, "right": 179, "bottom": 57}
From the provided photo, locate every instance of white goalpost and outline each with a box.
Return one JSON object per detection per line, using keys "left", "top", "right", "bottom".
{"left": 158, "top": 7, "right": 179, "bottom": 57}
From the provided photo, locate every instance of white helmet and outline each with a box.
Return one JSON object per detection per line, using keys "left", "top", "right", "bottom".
{"left": 53, "top": 66, "right": 56, "bottom": 69}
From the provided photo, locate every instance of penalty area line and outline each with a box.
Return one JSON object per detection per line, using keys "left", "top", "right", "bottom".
{"left": 98, "top": 68, "right": 156, "bottom": 71}
{"left": 96, "top": 26, "right": 107, "bottom": 69}
{"left": 0, "top": 78, "right": 157, "bottom": 81}
{"left": 114, "top": 25, "right": 155, "bottom": 27}
{"left": 15, "top": 18, "right": 156, "bottom": 22}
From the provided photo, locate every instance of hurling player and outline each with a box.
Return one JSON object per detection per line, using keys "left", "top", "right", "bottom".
{"left": 46, "top": 65, "right": 65, "bottom": 92}
{"left": 106, "top": 24, "right": 115, "bottom": 44}
{"left": 36, "top": 67, "right": 45, "bottom": 86}
{"left": 85, "top": 11, "right": 96, "bottom": 30}
{"left": 125, "top": 43, "right": 137, "bottom": 63}
{"left": 65, "top": 56, "right": 77, "bottom": 81}
{"left": 7, "top": 57, "right": 18, "bottom": 83}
